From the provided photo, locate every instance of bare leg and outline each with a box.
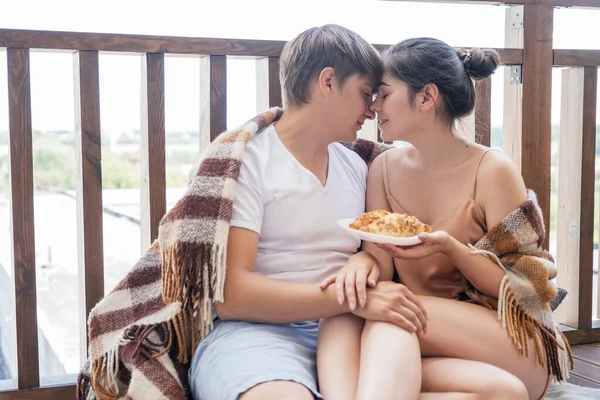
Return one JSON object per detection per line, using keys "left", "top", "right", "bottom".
{"left": 419, "top": 357, "right": 528, "bottom": 400}
{"left": 239, "top": 381, "right": 314, "bottom": 400}
{"left": 317, "top": 314, "right": 364, "bottom": 400}
{"left": 417, "top": 296, "right": 550, "bottom": 400}
{"left": 356, "top": 320, "right": 421, "bottom": 400}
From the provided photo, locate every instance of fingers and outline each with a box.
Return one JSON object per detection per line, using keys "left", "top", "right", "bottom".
{"left": 403, "top": 289, "right": 428, "bottom": 322}
{"left": 345, "top": 271, "right": 358, "bottom": 311}
{"left": 398, "top": 299, "right": 426, "bottom": 336}
{"left": 335, "top": 273, "right": 346, "bottom": 305}
{"left": 319, "top": 274, "right": 337, "bottom": 290}
{"left": 390, "top": 312, "right": 418, "bottom": 334}
{"left": 355, "top": 269, "right": 368, "bottom": 308}
{"left": 367, "top": 267, "right": 379, "bottom": 287}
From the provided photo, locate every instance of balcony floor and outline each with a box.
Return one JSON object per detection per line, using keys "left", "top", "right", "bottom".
{"left": 569, "top": 343, "right": 600, "bottom": 388}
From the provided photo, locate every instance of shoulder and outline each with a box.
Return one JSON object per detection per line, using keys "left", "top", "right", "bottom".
{"left": 241, "top": 124, "right": 277, "bottom": 164}
{"left": 477, "top": 150, "right": 524, "bottom": 189}
{"left": 476, "top": 149, "right": 527, "bottom": 227}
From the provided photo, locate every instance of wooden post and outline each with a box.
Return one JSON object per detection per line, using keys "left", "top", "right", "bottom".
{"left": 140, "top": 53, "right": 166, "bottom": 250}
{"left": 7, "top": 47, "right": 39, "bottom": 389}
{"left": 521, "top": 3, "right": 554, "bottom": 249}
{"left": 474, "top": 77, "right": 492, "bottom": 146}
{"left": 73, "top": 50, "right": 104, "bottom": 359}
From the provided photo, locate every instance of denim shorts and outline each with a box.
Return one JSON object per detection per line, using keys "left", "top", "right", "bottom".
{"left": 189, "top": 319, "right": 322, "bottom": 400}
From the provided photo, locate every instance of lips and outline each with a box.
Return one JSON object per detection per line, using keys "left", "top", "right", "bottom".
{"left": 378, "top": 119, "right": 389, "bottom": 127}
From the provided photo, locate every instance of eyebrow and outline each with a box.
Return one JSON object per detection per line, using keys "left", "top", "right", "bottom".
{"left": 379, "top": 81, "right": 390, "bottom": 87}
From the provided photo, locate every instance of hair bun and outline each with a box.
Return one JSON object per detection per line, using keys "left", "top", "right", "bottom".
{"left": 457, "top": 48, "right": 500, "bottom": 80}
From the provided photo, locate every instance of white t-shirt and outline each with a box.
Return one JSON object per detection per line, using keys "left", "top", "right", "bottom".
{"left": 230, "top": 124, "right": 368, "bottom": 284}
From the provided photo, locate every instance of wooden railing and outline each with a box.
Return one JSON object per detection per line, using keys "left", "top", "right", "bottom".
{"left": 0, "top": 0, "right": 599, "bottom": 398}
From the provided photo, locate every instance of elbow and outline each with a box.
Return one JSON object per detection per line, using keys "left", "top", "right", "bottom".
{"left": 214, "top": 300, "right": 236, "bottom": 321}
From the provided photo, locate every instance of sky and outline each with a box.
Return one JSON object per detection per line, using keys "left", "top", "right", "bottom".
{"left": 0, "top": 0, "right": 599, "bottom": 135}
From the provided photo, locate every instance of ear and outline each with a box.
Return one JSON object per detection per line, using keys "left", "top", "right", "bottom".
{"left": 420, "top": 84, "right": 439, "bottom": 113}
{"left": 317, "top": 67, "right": 337, "bottom": 97}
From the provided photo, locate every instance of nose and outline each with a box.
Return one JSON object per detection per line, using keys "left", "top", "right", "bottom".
{"left": 364, "top": 105, "right": 376, "bottom": 120}
{"left": 369, "top": 96, "right": 381, "bottom": 114}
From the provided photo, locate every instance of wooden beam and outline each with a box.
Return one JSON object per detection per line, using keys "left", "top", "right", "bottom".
{"left": 140, "top": 53, "right": 166, "bottom": 249}
{"left": 0, "top": 384, "right": 76, "bottom": 400}
{"left": 0, "top": 29, "right": 523, "bottom": 66}
{"left": 521, "top": 3, "right": 554, "bottom": 249}
{"left": 555, "top": 50, "right": 600, "bottom": 67}
{"left": 0, "top": 29, "right": 287, "bottom": 56}
{"left": 555, "top": 67, "right": 595, "bottom": 329}
{"left": 7, "top": 47, "right": 39, "bottom": 390}
{"left": 73, "top": 50, "right": 104, "bottom": 361}
{"left": 502, "top": 5, "right": 524, "bottom": 173}
{"left": 474, "top": 77, "right": 492, "bottom": 146}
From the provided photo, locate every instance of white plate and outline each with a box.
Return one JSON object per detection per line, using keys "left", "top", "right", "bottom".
{"left": 338, "top": 219, "right": 423, "bottom": 246}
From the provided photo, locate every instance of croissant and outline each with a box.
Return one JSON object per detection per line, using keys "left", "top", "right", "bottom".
{"left": 349, "top": 209, "right": 431, "bottom": 237}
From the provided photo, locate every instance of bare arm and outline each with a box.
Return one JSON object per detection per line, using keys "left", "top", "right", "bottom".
{"left": 214, "top": 227, "right": 351, "bottom": 323}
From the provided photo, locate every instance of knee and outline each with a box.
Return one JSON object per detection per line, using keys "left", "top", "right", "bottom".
{"left": 362, "top": 320, "right": 419, "bottom": 345}
{"left": 484, "top": 375, "right": 528, "bottom": 400}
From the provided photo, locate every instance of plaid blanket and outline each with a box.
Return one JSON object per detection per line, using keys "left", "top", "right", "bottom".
{"left": 468, "top": 190, "right": 573, "bottom": 382}
{"left": 76, "top": 108, "right": 389, "bottom": 400}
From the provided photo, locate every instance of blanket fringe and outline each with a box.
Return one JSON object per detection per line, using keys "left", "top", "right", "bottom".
{"left": 496, "top": 276, "right": 573, "bottom": 382}
{"left": 90, "top": 309, "right": 196, "bottom": 400}
{"left": 161, "top": 242, "right": 225, "bottom": 341}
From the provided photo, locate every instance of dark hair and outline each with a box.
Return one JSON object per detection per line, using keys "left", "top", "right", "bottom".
{"left": 279, "top": 24, "right": 383, "bottom": 108}
{"left": 382, "top": 37, "right": 499, "bottom": 122}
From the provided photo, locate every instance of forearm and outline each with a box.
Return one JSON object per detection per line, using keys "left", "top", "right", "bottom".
{"left": 445, "top": 236, "right": 505, "bottom": 298}
{"left": 215, "top": 269, "right": 349, "bottom": 323}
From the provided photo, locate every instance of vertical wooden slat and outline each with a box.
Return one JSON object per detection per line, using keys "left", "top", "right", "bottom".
{"left": 73, "top": 50, "right": 104, "bottom": 355}
{"left": 267, "top": 57, "right": 282, "bottom": 109}
{"left": 199, "top": 55, "right": 227, "bottom": 153}
{"left": 580, "top": 67, "right": 596, "bottom": 325}
{"left": 7, "top": 47, "right": 39, "bottom": 389}
{"left": 209, "top": 55, "right": 227, "bottom": 141}
{"left": 556, "top": 67, "right": 596, "bottom": 329}
{"left": 140, "top": 53, "right": 166, "bottom": 249}
{"left": 256, "top": 57, "right": 282, "bottom": 111}
{"left": 503, "top": 5, "right": 524, "bottom": 172}
{"left": 521, "top": 3, "right": 554, "bottom": 249}
{"left": 475, "top": 77, "right": 492, "bottom": 146}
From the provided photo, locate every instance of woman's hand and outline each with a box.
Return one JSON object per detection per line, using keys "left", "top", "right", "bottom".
{"left": 377, "top": 231, "right": 454, "bottom": 260}
{"left": 352, "top": 281, "right": 428, "bottom": 336}
{"left": 319, "top": 251, "right": 379, "bottom": 311}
